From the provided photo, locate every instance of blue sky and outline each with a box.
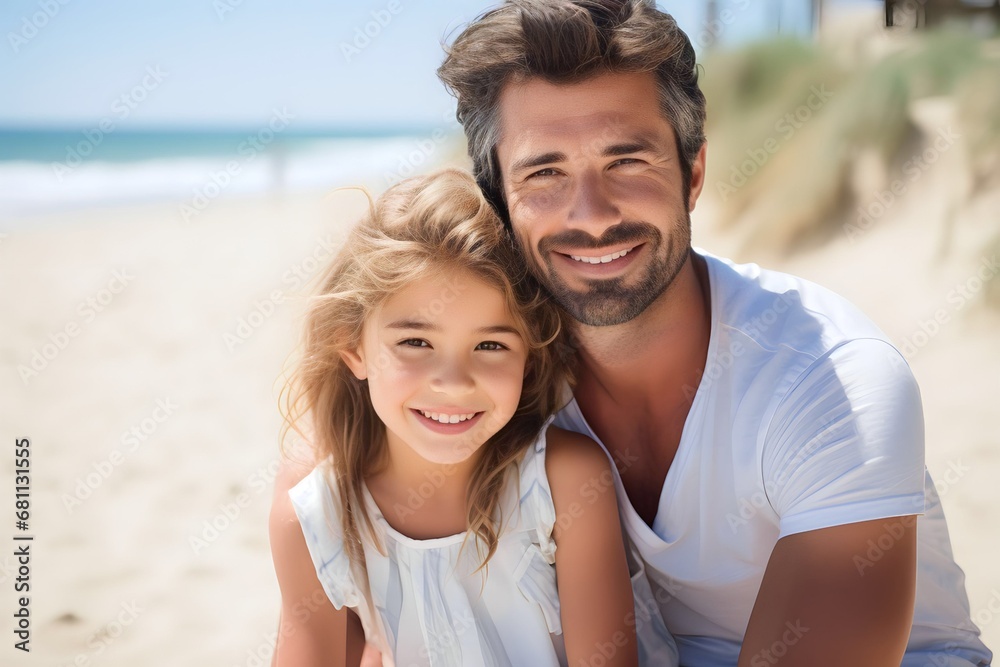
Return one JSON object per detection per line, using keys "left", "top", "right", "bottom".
{"left": 0, "top": 0, "right": 874, "bottom": 129}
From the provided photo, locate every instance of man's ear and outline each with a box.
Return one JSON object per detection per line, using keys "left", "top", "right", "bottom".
{"left": 340, "top": 348, "right": 367, "bottom": 380}
{"left": 688, "top": 141, "right": 708, "bottom": 212}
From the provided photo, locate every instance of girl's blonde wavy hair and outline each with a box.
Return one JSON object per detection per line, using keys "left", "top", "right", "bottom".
{"left": 280, "top": 168, "right": 570, "bottom": 573}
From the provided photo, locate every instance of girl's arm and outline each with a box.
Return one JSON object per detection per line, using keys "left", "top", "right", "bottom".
{"left": 545, "top": 427, "right": 638, "bottom": 667}
{"left": 269, "top": 463, "right": 367, "bottom": 667}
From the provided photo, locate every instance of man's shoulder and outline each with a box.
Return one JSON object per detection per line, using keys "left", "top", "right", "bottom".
{"left": 698, "top": 248, "right": 893, "bottom": 362}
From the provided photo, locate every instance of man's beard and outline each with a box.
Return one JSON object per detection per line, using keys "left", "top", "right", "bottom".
{"left": 527, "top": 216, "right": 691, "bottom": 327}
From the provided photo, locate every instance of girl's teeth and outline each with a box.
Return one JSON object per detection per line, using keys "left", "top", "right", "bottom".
{"left": 569, "top": 248, "right": 633, "bottom": 264}
{"left": 420, "top": 410, "right": 476, "bottom": 424}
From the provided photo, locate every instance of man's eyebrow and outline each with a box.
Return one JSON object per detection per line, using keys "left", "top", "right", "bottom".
{"left": 510, "top": 151, "right": 566, "bottom": 174}
{"left": 510, "top": 139, "right": 663, "bottom": 174}
{"left": 602, "top": 138, "right": 658, "bottom": 157}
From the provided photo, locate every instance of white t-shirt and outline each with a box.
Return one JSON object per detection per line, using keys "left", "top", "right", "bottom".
{"left": 553, "top": 249, "right": 992, "bottom": 667}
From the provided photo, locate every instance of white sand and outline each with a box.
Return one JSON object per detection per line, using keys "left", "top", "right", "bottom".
{"left": 1, "top": 148, "right": 997, "bottom": 664}
{"left": 0, "top": 189, "right": 370, "bottom": 666}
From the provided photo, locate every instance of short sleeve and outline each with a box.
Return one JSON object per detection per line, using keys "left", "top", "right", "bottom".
{"left": 288, "top": 465, "right": 361, "bottom": 609}
{"left": 517, "top": 423, "right": 558, "bottom": 563}
{"left": 762, "top": 338, "right": 926, "bottom": 539}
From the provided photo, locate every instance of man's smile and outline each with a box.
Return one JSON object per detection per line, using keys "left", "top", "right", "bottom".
{"left": 566, "top": 244, "right": 639, "bottom": 265}
{"left": 551, "top": 243, "right": 645, "bottom": 276}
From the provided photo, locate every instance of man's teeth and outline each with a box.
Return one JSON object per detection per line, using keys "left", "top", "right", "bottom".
{"left": 419, "top": 410, "right": 477, "bottom": 424}
{"left": 569, "top": 247, "right": 634, "bottom": 264}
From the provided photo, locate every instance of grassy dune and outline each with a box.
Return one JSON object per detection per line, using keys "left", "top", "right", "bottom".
{"left": 700, "top": 28, "right": 1000, "bottom": 264}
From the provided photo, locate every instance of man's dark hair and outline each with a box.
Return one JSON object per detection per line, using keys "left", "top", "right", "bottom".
{"left": 438, "top": 0, "right": 706, "bottom": 224}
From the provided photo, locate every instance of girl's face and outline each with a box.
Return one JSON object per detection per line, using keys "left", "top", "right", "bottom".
{"left": 343, "top": 269, "right": 529, "bottom": 465}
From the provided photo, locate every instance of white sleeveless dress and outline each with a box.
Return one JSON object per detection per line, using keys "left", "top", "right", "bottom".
{"left": 289, "top": 421, "right": 678, "bottom": 667}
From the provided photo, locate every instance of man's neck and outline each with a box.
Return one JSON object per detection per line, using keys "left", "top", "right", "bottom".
{"left": 571, "top": 250, "right": 712, "bottom": 409}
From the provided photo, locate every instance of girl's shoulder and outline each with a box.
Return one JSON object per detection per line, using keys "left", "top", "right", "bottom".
{"left": 516, "top": 424, "right": 612, "bottom": 559}
{"left": 284, "top": 461, "right": 361, "bottom": 610}
{"left": 535, "top": 425, "right": 613, "bottom": 502}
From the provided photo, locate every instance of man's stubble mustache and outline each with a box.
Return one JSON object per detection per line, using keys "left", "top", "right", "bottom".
{"left": 536, "top": 221, "right": 662, "bottom": 256}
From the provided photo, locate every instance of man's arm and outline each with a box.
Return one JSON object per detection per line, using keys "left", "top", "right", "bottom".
{"left": 742, "top": 339, "right": 926, "bottom": 666}
{"left": 738, "top": 516, "right": 917, "bottom": 667}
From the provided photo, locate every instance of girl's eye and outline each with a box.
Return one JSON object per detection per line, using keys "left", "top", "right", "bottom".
{"left": 399, "top": 339, "right": 429, "bottom": 348}
{"left": 475, "top": 341, "right": 508, "bottom": 351}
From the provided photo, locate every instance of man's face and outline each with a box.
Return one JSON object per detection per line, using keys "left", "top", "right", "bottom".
{"left": 496, "top": 71, "right": 703, "bottom": 327}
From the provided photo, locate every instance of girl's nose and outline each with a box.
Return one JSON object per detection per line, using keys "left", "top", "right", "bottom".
{"left": 430, "top": 356, "right": 476, "bottom": 395}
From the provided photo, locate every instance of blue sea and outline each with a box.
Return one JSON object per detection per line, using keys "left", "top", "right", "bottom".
{"left": 0, "top": 127, "right": 459, "bottom": 223}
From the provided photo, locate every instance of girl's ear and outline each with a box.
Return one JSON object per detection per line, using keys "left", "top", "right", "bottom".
{"left": 340, "top": 348, "right": 368, "bottom": 380}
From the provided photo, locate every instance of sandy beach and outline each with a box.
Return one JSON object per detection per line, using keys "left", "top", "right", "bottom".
{"left": 1, "top": 142, "right": 998, "bottom": 665}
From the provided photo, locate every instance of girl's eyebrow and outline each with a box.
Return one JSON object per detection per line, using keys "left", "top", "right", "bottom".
{"left": 385, "top": 319, "right": 435, "bottom": 330}
{"left": 477, "top": 325, "right": 520, "bottom": 336}
{"left": 384, "top": 320, "right": 520, "bottom": 336}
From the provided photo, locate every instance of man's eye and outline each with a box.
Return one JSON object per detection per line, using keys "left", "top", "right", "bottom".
{"left": 530, "top": 168, "right": 558, "bottom": 178}
{"left": 475, "top": 341, "right": 508, "bottom": 351}
{"left": 612, "top": 158, "right": 640, "bottom": 167}
{"left": 399, "top": 339, "right": 429, "bottom": 348}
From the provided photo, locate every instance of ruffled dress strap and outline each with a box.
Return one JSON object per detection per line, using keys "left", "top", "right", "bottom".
{"left": 288, "top": 464, "right": 361, "bottom": 610}
{"left": 512, "top": 416, "right": 564, "bottom": 636}
{"left": 516, "top": 416, "right": 559, "bottom": 563}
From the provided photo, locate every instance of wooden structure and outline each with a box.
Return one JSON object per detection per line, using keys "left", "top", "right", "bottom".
{"left": 885, "top": 0, "right": 1000, "bottom": 28}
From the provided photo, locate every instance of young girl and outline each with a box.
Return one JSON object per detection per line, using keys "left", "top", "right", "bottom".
{"left": 269, "top": 169, "right": 676, "bottom": 667}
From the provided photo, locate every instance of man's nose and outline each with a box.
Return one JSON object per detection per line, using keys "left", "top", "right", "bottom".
{"left": 566, "top": 170, "right": 621, "bottom": 232}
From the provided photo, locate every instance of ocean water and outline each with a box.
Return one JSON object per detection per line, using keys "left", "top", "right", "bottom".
{"left": 0, "top": 127, "right": 458, "bottom": 224}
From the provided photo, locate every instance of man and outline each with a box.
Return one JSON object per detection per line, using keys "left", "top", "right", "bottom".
{"left": 429, "top": 1, "right": 991, "bottom": 665}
